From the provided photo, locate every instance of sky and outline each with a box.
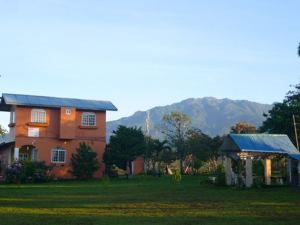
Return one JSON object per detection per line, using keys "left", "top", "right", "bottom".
{"left": 0, "top": 0, "right": 299, "bottom": 128}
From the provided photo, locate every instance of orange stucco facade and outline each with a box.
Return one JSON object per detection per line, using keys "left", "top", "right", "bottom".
{"left": 13, "top": 106, "right": 107, "bottom": 178}
{"left": 0, "top": 94, "right": 146, "bottom": 178}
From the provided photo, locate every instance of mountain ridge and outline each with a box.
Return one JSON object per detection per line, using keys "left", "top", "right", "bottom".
{"left": 107, "top": 97, "right": 272, "bottom": 140}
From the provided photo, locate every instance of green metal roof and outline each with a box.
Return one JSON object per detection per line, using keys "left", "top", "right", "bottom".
{"left": 0, "top": 93, "right": 118, "bottom": 112}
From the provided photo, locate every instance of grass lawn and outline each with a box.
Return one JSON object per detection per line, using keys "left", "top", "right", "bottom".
{"left": 0, "top": 176, "right": 299, "bottom": 225}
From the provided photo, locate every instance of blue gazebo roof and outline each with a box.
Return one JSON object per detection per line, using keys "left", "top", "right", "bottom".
{"left": 221, "top": 134, "right": 300, "bottom": 160}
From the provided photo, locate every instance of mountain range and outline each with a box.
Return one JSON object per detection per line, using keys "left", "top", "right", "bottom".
{"left": 106, "top": 97, "right": 273, "bottom": 140}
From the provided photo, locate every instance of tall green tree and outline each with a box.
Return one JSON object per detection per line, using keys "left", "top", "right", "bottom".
{"left": 103, "top": 126, "right": 146, "bottom": 176}
{"left": 186, "top": 128, "right": 222, "bottom": 164}
{"left": 70, "top": 143, "right": 99, "bottom": 179}
{"left": 260, "top": 84, "right": 300, "bottom": 145}
{"left": 162, "top": 111, "right": 191, "bottom": 174}
{"left": 149, "top": 139, "right": 172, "bottom": 175}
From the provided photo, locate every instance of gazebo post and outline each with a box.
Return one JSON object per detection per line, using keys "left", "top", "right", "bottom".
{"left": 224, "top": 156, "right": 232, "bottom": 186}
{"left": 298, "top": 161, "right": 300, "bottom": 186}
{"left": 265, "top": 158, "right": 272, "bottom": 185}
{"left": 245, "top": 157, "right": 253, "bottom": 187}
{"left": 287, "top": 158, "right": 292, "bottom": 184}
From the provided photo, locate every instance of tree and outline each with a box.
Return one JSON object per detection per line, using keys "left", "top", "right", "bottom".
{"left": 185, "top": 129, "right": 223, "bottom": 174}
{"left": 148, "top": 138, "right": 172, "bottom": 176}
{"left": 70, "top": 143, "right": 99, "bottom": 179}
{"left": 186, "top": 128, "right": 212, "bottom": 161}
{"left": 260, "top": 84, "right": 300, "bottom": 145}
{"left": 103, "top": 126, "right": 146, "bottom": 177}
{"left": 0, "top": 125, "right": 7, "bottom": 136}
{"left": 230, "top": 122, "right": 257, "bottom": 134}
{"left": 298, "top": 42, "right": 300, "bottom": 57}
{"left": 162, "top": 111, "right": 191, "bottom": 174}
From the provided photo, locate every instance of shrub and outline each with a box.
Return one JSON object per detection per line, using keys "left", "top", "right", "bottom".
{"left": 5, "top": 161, "right": 22, "bottom": 184}
{"left": 173, "top": 169, "right": 182, "bottom": 182}
{"left": 71, "top": 143, "right": 99, "bottom": 179}
{"left": 5, "top": 161, "right": 51, "bottom": 184}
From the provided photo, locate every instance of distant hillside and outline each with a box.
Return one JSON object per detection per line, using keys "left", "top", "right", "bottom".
{"left": 107, "top": 97, "right": 272, "bottom": 140}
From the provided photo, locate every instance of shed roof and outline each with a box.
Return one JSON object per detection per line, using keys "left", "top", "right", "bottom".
{"left": 0, "top": 134, "right": 15, "bottom": 147}
{"left": 0, "top": 93, "right": 118, "bottom": 112}
{"left": 220, "top": 134, "right": 300, "bottom": 160}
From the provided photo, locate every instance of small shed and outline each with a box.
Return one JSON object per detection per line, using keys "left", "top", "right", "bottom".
{"left": 0, "top": 134, "right": 15, "bottom": 177}
{"left": 220, "top": 134, "right": 300, "bottom": 187}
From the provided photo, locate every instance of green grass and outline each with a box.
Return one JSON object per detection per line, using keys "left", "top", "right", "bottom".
{"left": 0, "top": 176, "right": 299, "bottom": 225}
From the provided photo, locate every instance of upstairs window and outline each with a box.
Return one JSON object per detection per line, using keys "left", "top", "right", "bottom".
{"left": 51, "top": 148, "right": 66, "bottom": 163}
{"left": 82, "top": 112, "right": 96, "bottom": 126}
{"left": 31, "top": 109, "right": 46, "bottom": 123}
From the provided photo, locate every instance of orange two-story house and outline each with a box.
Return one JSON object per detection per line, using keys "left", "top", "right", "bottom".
{"left": 0, "top": 93, "right": 117, "bottom": 178}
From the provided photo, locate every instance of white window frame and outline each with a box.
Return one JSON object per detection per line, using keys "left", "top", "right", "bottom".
{"left": 81, "top": 112, "right": 96, "bottom": 126}
{"left": 51, "top": 148, "right": 66, "bottom": 163}
{"left": 31, "top": 109, "right": 46, "bottom": 123}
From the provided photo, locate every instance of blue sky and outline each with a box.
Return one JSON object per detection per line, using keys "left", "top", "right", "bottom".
{"left": 0, "top": 0, "right": 300, "bottom": 128}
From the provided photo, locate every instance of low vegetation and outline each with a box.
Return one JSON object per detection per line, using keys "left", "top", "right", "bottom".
{"left": 0, "top": 176, "right": 299, "bottom": 225}
{"left": 70, "top": 143, "right": 99, "bottom": 180}
{"left": 5, "top": 161, "right": 50, "bottom": 183}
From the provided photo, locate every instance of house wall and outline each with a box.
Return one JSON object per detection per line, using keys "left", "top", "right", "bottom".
{"left": 13, "top": 106, "right": 107, "bottom": 178}
{"left": 133, "top": 156, "right": 145, "bottom": 175}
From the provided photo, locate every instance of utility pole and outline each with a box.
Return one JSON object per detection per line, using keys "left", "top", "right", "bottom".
{"left": 293, "top": 114, "right": 299, "bottom": 152}
{"left": 144, "top": 110, "right": 151, "bottom": 172}
{"left": 145, "top": 110, "right": 151, "bottom": 137}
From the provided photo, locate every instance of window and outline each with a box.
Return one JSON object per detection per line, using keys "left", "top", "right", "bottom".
{"left": 81, "top": 112, "right": 96, "bottom": 126}
{"left": 28, "top": 127, "right": 39, "bottom": 137}
{"left": 31, "top": 149, "right": 38, "bottom": 161}
{"left": 65, "top": 108, "right": 72, "bottom": 115}
{"left": 19, "top": 152, "right": 29, "bottom": 161}
{"left": 51, "top": 148, "right": 66, "bottom": 163}
{"left": 31, "top": 109, "right": 46, "bottom": 123}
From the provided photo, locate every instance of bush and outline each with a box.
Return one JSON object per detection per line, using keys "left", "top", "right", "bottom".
{"left": 5, "top": 161, "right": 22, "bottom": 184}
{"left": 5, "top": 161, "right": 51, "bottom": 184}
{"left": 70, "top": 143, "right": 99, "bottom": 179}
{"left": 173, "top": 169, "right": 182, "bottom": 182}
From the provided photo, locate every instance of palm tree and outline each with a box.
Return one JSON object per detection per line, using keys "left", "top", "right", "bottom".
{"left": 151, "top": 139, "right": 171, "bottom": 176}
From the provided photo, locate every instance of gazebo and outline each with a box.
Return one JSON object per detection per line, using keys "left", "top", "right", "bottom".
{"left": 220, "top": 134, "right": 300, "bottom": 187}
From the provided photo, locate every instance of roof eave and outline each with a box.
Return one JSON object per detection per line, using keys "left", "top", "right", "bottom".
{"left": 240, "top": 149, "right": 286, "bottom": 154}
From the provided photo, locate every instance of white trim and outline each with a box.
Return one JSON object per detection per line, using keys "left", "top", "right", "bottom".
{"left": 14, "top": 148, "right": 19, "bottom": 161}
{"left": 51, "top": 148, "right": 66, "bottom": 163}
{"left": 10, "top": 111, "right": 16, "bottom": 123}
